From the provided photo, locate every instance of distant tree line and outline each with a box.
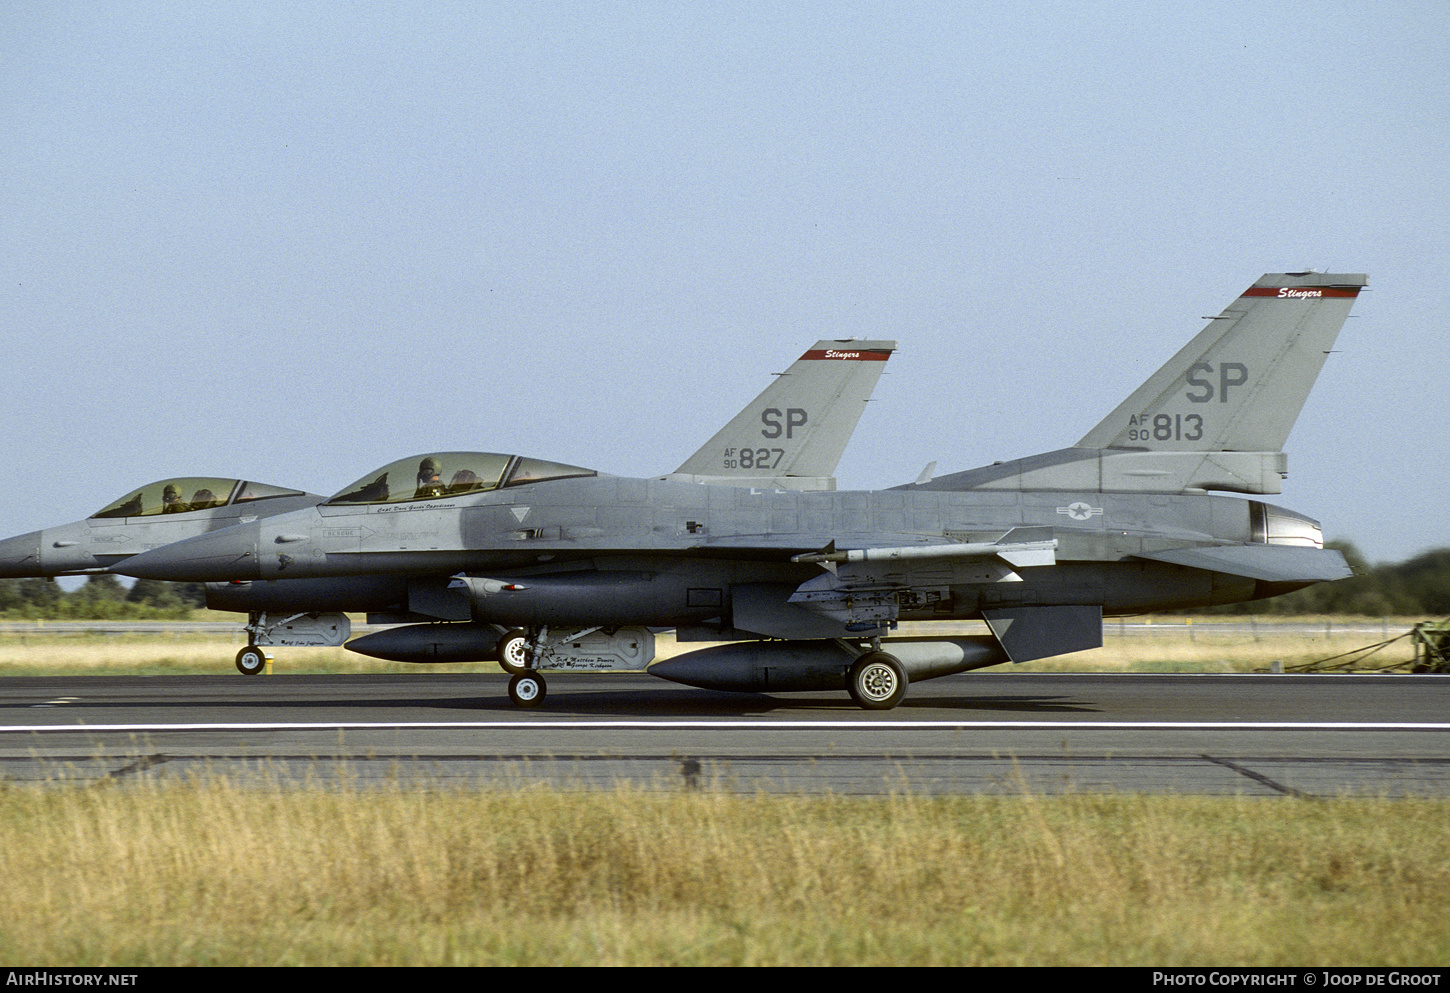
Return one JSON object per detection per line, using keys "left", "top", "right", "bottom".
{"left": 3, "top": 544, "right": 1449, "bottom": 619}
{"left": 0, "top": 577, "right": 207, "bottom": 619}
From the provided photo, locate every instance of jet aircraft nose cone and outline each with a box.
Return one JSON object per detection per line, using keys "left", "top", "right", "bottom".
{"left": 0, "top": 531, "right": 42, "bottom": 578}
{"left": 116, "top": 524, "right": 262, "bottom": 582}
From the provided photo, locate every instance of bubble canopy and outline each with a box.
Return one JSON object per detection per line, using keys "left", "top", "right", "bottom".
{"left": 325, "top": 452, "right": 596, "bottom": 506}
{"left": 90, "top": 478, "right": 307, "bottom": 519}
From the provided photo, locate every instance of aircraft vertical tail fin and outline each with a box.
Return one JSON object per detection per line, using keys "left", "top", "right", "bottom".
{"left": 1076, "top": 272, "right": 1367, "bottom": 453}
{"left": 909, "top": 272, "right": 1366, "bottom": 495}
{"left": 665, "top": 339, "right": 895, "bottom": 490}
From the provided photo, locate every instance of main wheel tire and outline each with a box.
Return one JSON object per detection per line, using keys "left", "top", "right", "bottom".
{"left": 848, "top": 652, "right": 907, "bottom": 710}
{"left": 508, "top": 672, "right": 547, "bottom": 708}
{"left": 235, "top": 645, "right": 267, "bottom": 676}
{"left": 496, "top": 630, "right": 532, "bottom": 674}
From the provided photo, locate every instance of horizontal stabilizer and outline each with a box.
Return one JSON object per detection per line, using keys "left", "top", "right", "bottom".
{"left": 1135, "top": 544, "right": 1352, "bottom": 583}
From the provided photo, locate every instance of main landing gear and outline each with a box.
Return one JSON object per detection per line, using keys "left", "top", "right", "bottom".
{"left": 846, "top": 651, "right": 908, "bottom": 710}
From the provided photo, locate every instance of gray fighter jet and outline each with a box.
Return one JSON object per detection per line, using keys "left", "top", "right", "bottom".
{"left": 38, "top": 339, "right": 891, "bottom": 672}
{"left": 119, "top": 273, "right": 1365, "bottom": 708}
{"left": 0, "top": 477, "right": 322, "bottom": 578}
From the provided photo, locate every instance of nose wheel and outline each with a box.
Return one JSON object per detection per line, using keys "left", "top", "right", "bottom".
{"left": 508, "top": 671, "right": 547, "bottom": 708}
{"left": 235, "top": 645, "right": 269, "bottom": 676}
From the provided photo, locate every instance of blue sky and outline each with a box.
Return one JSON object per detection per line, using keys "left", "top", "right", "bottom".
{"left": 3, "top": 1, "right": 1446, "bottom": 564}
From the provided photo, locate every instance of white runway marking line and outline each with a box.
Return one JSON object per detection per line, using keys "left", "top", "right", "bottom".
{"left": 5, "top": 720, "right": 1450, "bottom": 733}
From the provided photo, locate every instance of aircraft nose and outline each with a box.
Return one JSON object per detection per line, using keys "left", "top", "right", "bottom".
{"left": 0, "top": 531, "right": 42, "bottom": 578}
{"left": 116, "top": 524, "right": 262, "bottom": 582}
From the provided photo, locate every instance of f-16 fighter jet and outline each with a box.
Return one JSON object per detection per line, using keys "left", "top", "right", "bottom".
{"left": 0, "top": 477, "right": 321, "bottom": 579}
{"left": 13, "top": 339, "right": 890, "bottom": 672}
{"left": 119, "top": 273, "right": 1363, "bottom": 707}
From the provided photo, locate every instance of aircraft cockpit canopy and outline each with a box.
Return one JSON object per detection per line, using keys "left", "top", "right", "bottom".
{"left": 90, "top": 478, "right": 308, "bottom": 519}
{"left": 325, "top": 452, "right": 596, "bottom": 506}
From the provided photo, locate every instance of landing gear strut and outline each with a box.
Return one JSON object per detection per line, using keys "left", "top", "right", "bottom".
{"left": 499, "top": 626, "right": 546, "bottom": 708}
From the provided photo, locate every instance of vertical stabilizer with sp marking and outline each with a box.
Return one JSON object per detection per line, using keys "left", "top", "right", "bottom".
{"left": 1076, "top": 272, "right": 1366, "bottom": 454}
{"left": 666, "top": 339, "right": 895, "bottom": 490}
{"left": 911, "top": 272, "right": 1366, "bottom": 495}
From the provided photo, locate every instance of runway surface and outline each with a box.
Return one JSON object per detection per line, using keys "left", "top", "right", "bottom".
{"left": 3, "top": 671, "right": 1448, "bottom": 796}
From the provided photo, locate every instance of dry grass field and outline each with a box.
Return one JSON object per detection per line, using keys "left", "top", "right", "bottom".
{"left": 2, "top": 617, "right": 1443, "bottom": 966}
{"left": 2, "top": 781, "right": 1449, "bottom": 966}
{"left": 1012, "top": 616, "right": 1425, "bottom": 674}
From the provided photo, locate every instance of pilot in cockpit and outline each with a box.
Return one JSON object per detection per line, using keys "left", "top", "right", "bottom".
{"left": 414, "top": 457, "right": 446, "bottom": 499}
{"left": 161, "top": 484, "right": 187, "bottom": 514}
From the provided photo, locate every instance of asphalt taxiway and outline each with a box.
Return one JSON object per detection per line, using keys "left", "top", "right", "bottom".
{"left": 2, "top": 671, "right": 1447, "bottom": 796}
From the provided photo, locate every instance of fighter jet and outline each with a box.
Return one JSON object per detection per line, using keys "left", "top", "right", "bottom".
{"left": 0, "top": 477, "right": 322, "bottom": 578}
{"left": 99, "top": 339, "right": 895, "bottom": 672}
{"left": 118, "top": 272, "right": 1365, "bottom": 708}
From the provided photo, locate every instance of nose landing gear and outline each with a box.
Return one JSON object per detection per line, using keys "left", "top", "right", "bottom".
{"left": 235, "top": 645, "right": 270, "bottom": 676}
{"left": 507, "top": 671, "right": 547, "bottom": 708}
